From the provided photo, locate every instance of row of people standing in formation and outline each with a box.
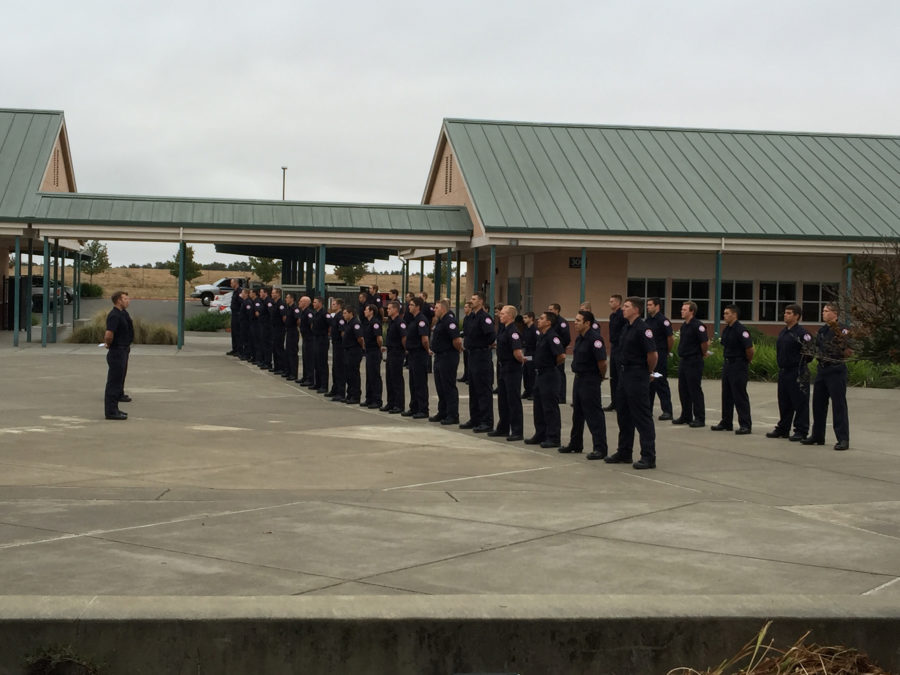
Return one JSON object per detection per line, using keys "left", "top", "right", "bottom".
{"left": 626, "top": 294, "right": 851, "bottom": 452}
{"left": 223, "top": 278, "right": 852, "bottom": 462}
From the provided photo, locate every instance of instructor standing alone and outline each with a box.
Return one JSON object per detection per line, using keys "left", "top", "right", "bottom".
{"left": 104, "top": 290, "right": 134, "bottom": 420}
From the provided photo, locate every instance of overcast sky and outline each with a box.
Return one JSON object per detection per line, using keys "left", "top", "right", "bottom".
{"left": 4, "top": 0, "right": 898, "bottom": 267}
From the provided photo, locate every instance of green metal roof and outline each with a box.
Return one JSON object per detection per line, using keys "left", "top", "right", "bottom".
{"left": 0, "top": 108, "right": 64, "bottom": 219}
{"left": 25, "top": 193, "right": 472, "bottom": 236}
{"left": 443, "top": 118, "right": 900, "bottom": 240}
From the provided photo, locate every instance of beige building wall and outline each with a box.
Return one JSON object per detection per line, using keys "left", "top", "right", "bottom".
{"left": 423, "top": 135, "right": 485, "bottom": 238}
{"left": 38, "top": 133, "right": 76, "bottom": 193}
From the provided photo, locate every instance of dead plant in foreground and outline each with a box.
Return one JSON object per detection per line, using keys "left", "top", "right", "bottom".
{"left": 668, "top": 621, "right": 896, "bottom": 675}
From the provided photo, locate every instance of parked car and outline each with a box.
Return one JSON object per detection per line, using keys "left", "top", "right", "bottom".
{"left": 28, "top": 275, "right": 68, "bottom": 311}
{"left": 208, "top": 291, "right": 233, "bottom": 314}
{"left": 191, "top": 277, "right": 249, "bottom": 306}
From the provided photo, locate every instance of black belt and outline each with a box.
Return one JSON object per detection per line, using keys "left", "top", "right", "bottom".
{"left": 723, "top": 357, "right": 745, "bottom": 363}
{"left": 468, "top": 346, "right": 490, "bottom": 351}
{"left": 621, "top": 363, "right": 645, "bottom": 370}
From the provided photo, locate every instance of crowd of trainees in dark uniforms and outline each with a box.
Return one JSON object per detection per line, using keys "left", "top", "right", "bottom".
{"left": 223, "top": 277, "right": 853, "bottom": 467}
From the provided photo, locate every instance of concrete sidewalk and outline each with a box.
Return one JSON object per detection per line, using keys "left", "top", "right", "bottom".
{"left": 1, "top": 336, "right": 898, "bottom": 672}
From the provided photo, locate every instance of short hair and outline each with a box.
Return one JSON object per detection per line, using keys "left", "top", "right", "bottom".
{"left": 577, "top": 310, "right": 595, "bottom": 325}
{"left": 610, "top": 294, "right": 623, "bottom": 303}
{"left": 682, "top": 301, "right": 698, "bottom": 314}
{"left": 370, "top": 284, "right": 379, "bottom": 291}
{"left": 824, "top": 302, "right": 839, "bottom": 313}
{"left": 332, "top": 298, "right": 344, "bottom": 309}
{"left": 314, "top": 296, "right": 324, "bottom": 305}
{"left": 472, "top": 291, "right": 486, "bottom": 304}
{"left": 388, "top": 300, "right": 401, "bottom": 313}
{"left": 285, "top": 292, "right": 295, "bottom": 302}
{"left": 625, "top": 296, "right": 644, "bottom": 312}
{"left": 785, "top": 303, "right": 802, "bottom": 318}
{"left": 579, "top": 301, "right": 592, "bottom": 311}
{"left": 549, "top": 303, "right": 561, "bottom": 313}
{"left": 389, "top": 288, "right": 399, "bottom": 296}
{"left": 541, "top": 312, "right": 559, "bottom": 327}
{"left": 409, "top": 296, "right": 425, "bottom": 310}
{"left": 272, "top": 287, "right": 282, "bottom": 295}
{"left": 524, "top": 311, "right": 535, "bottom": 320}
{"left": 724, "top": 303, "right": 739, "bottom": 317}
{"left": 647, "top": 297, "right": 661, "bottom": 307}
{"left": 419, "top": 291, "right": 429, "bottom": 299}
{"left": 111, "top": 290, "right": 128, "bottom": 304}
{"left": 365, "top": 303, "right": 378, "bottom": 314}
{"left": 343, "top": 305, "right": 356, "bottom": 316}
{"left": 437, "top": 299, "right": 451, "bottom": 312}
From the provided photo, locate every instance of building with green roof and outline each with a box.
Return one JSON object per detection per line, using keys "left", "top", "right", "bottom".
{"left": 3, "top": 108, "right": 899, "bottom": 338}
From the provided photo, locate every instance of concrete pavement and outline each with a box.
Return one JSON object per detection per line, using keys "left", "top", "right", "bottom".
{"left": 1, "top": 334, "right": 898, "bottom": 672}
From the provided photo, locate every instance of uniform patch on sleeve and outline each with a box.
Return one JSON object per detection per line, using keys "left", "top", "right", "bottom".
{"left": 485, "top": 317, "right": 492, "bottom": 324}
{"left": 511, "top": 332, "right": 519, "bottom": 339}
{"left": 664, "top": 319, "right": 670, "bottom": 327}
{"left": 644, "top": 329, "right": 653, "bottom": 338}
{"left": 339, "top": 319, "right": 345, "bottom": 325}
{"left": 560, "top": 321, "right": 567, "bottom": 328}
{"left": 841, "top": 328, "right": 849, "bottom": 335}
{"left": 418, "top": 320, "right": 426, "bottom": 327}
{"left": 373, "top": 323, "right": 380, "bottom": 330}
{"left": 400, "top": 322, "right": 406, "bottom": 329}
{"left": 803, "top": 333, "right": 812, "bottom": 341}
{"left": 354, "top": 324, "right": 360, "bottom": 329}
{"left": 450, "top": 323, "right": 457, "bottom": 329}
{"left": 593, "top": 339, "right": 602, "bottom": 348}
{"left": 592, "top": 323, "right": 599, "bottom": 329}
{"left": 552, "top": 336, "right": 560, "bottom": 344}
{"left": 294, "top": 308, "right": 300, "bottom": 314}
{"left": 308, "top": 313, "right": 313, "bottom": 318}
{"left": 742, "top": 331, "right": 750, "bottom": 338}
{"left": 699, "top": 325, "right": 706, "bottom": 332}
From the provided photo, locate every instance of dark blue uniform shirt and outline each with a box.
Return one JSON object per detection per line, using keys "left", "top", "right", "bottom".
{"left": 609, "top": 308, "right": 626, "bottom": 347}
{"left": 431, "top": 313, "right": 460, "bottom": 353}
{"left": 571, "top": 328, "right": 606, "bottom": 374}
{"left": 776, "top": 324, "right": 811, "bottom": 369}
{"left": 619, "top": 318, "right": 657, "bottom": 367}
{"left": 405, "top": 312, "right": 429, "bottom": 352}
{"left": 678, "top": 318, "right": 708, "bottom": 358}
{"left": 721, "top": 320, "right": 753, "bottom": 360}
{"left": 534, "top": 329, "right": 564, "bottom": 368}
{"left": 363, "top": 317, "right": 382, "bottom": 352}
{"left": 106, "top": 307, "right": 134, "bottom": 347}
{"left": 343, "top": 317, "right": 364, "bottom": 350}
{"left": 463, "top": 309, "right": 496, "bottom": 350}
{"left": 496, "top": 322, "right": 524, "bottom": 363}
{"left": 386, "top": 315, "right": 406, "bottom": 349}
{"left": 645, "top": 312, "right": 673, "bottom": 354}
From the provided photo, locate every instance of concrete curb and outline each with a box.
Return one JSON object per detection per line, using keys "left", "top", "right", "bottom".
{"left": 1, "top": 595, "right": 898, "bottom": 674}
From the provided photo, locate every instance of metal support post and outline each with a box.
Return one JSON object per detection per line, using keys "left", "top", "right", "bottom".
{"left": 473, "top": 248, "right": 479, "bottom": 292}
{"left": 13, "top": 237, "right": 21, "bottom": 346}
{"left": 580, "top": 247, "right": 587, "bottom": 305}
{"left": 455, "top": 250, "right": 461, "bottom": 317}
{"left": 177, "top": 241, "right": 186, "bottom": 349}
{"left": 42, "top": 238, "right": 49, "bottom": 347}
{"left": 713, "top": 250, "right": 723, "bottom": 337}
{"left": 433, "top": 249, "right": 441, "bottom": 299}
{"left": 489, "top": 245, "right": 496, "bottom": 313}
{"left": 317, "top": 245, "right": 326, "bottom": 297}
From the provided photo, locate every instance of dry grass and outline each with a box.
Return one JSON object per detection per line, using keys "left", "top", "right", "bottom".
{"left": 67, "top": 311, "right": 176, "bottom": 345}
{"left": 669, "top": 622, "right": 896, "bottom": 675}
{"left": 23, "top": 267, "right": 432, "bottom": 300}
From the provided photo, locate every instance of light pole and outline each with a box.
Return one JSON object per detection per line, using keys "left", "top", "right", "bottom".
{"left": 281, "top": 166, "right": 287, "bottom": 200}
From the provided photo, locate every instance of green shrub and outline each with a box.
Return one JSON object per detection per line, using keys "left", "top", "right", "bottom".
{"left": 184, "top": 312, "right": 230, "bottom": 332}
{"left": 66, "top": 311, "right": 176, "bottom": 345}
{"left": 80, "top": 283, "right": 103, "bottom": 298}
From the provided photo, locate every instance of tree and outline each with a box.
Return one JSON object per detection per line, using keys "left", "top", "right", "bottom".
{"left": 168, "top": 245, "right": 203, "bottom": 284}
{"left": 427, "top": 260, "right": 457, "bottom": 285}
{"left": 334, "top": 263, "right": 370, "bottom": 286}
{"left": 249, "top": 257, "right": 281, "bottom": 284}
{"left": 227, "top": 260, "right": 251, "bottom": 272}
{"left": 846, "top": 241, "right": 900, "bottom": 364}
{"left": 80, "top": 240, "right": 111, "bottom": 284}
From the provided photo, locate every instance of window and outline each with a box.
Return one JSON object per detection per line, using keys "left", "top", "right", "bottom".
{"left": 627, "top": 278, "right": 666, "bottom": 317}
{"left": 720, "top": 280, "right": 754, "bottom": 322}
{"left": 802, "top": 282, "right": 838, "bottom": 323}
{"left": 758, "top": 281, "right": 796, "bottom": 321}
{"left": 671, "top": 279, "right": 710, "bottom": 320}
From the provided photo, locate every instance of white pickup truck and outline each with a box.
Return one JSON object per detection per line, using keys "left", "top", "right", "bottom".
{"left": 191, "top": 277, "right": 249, "bottom": 306}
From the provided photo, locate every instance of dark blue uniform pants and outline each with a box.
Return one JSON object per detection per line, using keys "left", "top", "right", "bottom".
{"left": 301, "top": 334, "right": 313, "bottom": 381}
{"left": 104, "top": 346, "right": 129, "bottom": 415}
{"left": 313, "top": 336, "right": 329, "bottom": 391}
{"left": 677, "top": 355, "right": 705, "bottom": 423}
{"left": 557, "top": 362, "right": 567, "bottom": 404}
{"left": 385, "top": 349, "right": 405, "bottom": 411}
{"left": 230, "top": 314, "right": 239, "bottom": 352}
{"left": 811, "top": 364, "right": 849, "bottom": 443}
{"left": 497, "top": 361, "right": 523, "bottom": 435}
{"left": 433, "top": 351, "right": 460, "bottom": 420}
{"left": 251, "top": 322, "right": 261, "bottom": 362}
{"left": 607, "top": 348, "right": 619, "bottom": 406}
{"left": 522, "top": 359, "right": 535, "bottom": 397}
{"left": 331, "top": 341, "right": 346, "bottom": 397}
{"left": 532, "top": 367, "right": 561, "bottom": 443}
{"left": 570, "top": 372, "right": 607, "bottom": 454}
{"left": 467, "top": 349, "right": 494, "bottom": 427}
{"left": 365, "top": 350, "right": 383, "bottom": 405}
{"left": 776, "top": 366, "right": 809, "bottom": 436}
{"left": 649, "top": 354, "right": 673, "bottom": 415}
{"left": 239, "top": 321, "right": 251, "bottom": 358}
{"left": 407, "top": 350, "right": 429, "bottom": 414}
{"left": 344, "top": 348, "right": 363, "bottom": 401}
{"left": 284, "top": 330, "right": 299, "bottom": 379}
{"left": 260, "top": 325, "right": 272, "bottom": 368}
{"left": 272, "top": 327, "right": 286, "bottom": 372}
{"left": 720, "top": 359, "right": 751, "bottom": 429}
{"left": 615, "top": 366, "right": 656, "bottom": 461}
